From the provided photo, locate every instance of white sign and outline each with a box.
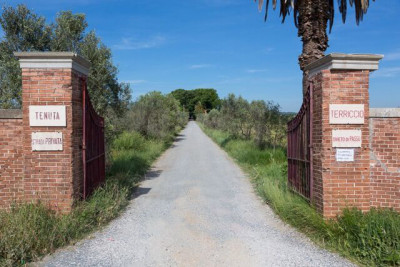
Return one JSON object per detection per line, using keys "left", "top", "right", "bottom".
{"left": 32, "top": 132, "right": 63, "bottom": 151}
{"left": 329, "top": 104, "right": 364, "bottom": 124}
{"left": 332, "top": 129, "right": 362, "bottom": 147}
{"left": 29, "top": 105, "right": 66, "bottom": 127}
{"left": 336, "top": 149, "right": 355, "bottom": 162}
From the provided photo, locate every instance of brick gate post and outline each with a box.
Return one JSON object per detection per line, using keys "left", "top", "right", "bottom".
{"left": 305, "top": 53, "right": 383, "bottom": 218}
{"left": 15, "top": 52, "right": 90, "bottom": 212}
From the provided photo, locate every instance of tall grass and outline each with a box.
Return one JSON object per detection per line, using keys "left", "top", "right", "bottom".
{"left": 0, "top": 131, "right": 173, "bottom": 266}
{"left": 201, "top": 125, "right": 400, "bottom": 266}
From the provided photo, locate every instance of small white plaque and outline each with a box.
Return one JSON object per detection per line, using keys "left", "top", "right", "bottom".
{"left": 332, "top": 129, "right": 362, "bottom": 147}
{"left": 329, "top": 104, "right": 364, "bottom": 124}
{"left": 336, "top": 149, "right": 354, "bottom": 162}
{"left": 29, "top": 105, "right": 66, "bottom": 127}
{"left": 32, "top": 132, "right": 63, "bottom": 151}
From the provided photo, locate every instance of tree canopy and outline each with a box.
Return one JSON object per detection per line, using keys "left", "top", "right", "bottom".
{"left": 0, "top": 5, "right": 130, "bottom": 117}
{"left": 170, "top": 88, "right": 220, "bottom": 119}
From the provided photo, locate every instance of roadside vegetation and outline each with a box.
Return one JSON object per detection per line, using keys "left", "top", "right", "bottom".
{"left": 198, "top": 94, "right": 400, "bottom": 267}
{"left": 0, "top": 92, "right": 188, "bottom": 266}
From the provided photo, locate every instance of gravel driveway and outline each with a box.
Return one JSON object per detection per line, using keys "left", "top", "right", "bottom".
{"left": 41, "top": 122, "right": 353, "bottom": 267}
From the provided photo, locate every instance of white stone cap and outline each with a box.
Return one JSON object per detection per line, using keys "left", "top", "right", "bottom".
{"left": 370, "top": 108, "right": 400, "bottom": 118}
{"left": 14, "top": 52, "right": 91, "bottom": 76}
{"left": 305, "top": 53, "right": 384, "bottom": 77}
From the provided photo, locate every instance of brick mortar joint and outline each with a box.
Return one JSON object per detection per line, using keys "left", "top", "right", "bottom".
{"left": 369, "top": 120, "right": 400, "bottom": 174}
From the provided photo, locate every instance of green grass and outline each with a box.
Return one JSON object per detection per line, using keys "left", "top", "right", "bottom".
{"left": 200, "top": 125, "right": 400, "bottom": 267}
{"left": 0, "top": 130, "right": 175, "bottom": 266}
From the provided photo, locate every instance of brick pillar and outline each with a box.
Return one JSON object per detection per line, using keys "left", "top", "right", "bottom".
{"left": 304, "top": 53, "right": 383, "bottom": 218}
{"left": 15, "top": 52, "right": 90, "bottom": 212}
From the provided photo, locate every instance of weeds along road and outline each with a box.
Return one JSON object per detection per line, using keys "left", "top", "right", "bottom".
{"left": 41, "top": 122, "right": 353, "bottom": 267}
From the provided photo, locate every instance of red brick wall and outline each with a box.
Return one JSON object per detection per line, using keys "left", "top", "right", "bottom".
{"left": 21, "top": 68, "right": 84, "bottom": 212}
{"left": 370, "top": 117, "right": 400, "bottom": 211}
{"left": 310, "top": 69, "right": 371, "bottom": 218}
{"left": 0, "top": 118, "right": 23, "bottom": 208}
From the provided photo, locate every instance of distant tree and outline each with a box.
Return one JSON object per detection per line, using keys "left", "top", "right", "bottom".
{"left": 205, "top": 109, "right": 221, "bottom": 129}
{"left": 0, "top": 5, "right": 130, "bottom": 118}
{"left": 250, "top": 100, "right": 268, "bottom": 148}
{"left": 126, "top": 91, "right": 187, "bottom": 139}
{"left": 170, "top": 88, "right": 220, "bottom": 119}
{"left": 170, "top": 89, "right": 193, "bottom": 116}
{"left": 220, "top": 94, "right": 252, "bottom": 138}
{"left": 255, "top": 0, "right": 375, "bottom": 92}
{"left": 194, "top": 101, "right": 206, "bottom": 116}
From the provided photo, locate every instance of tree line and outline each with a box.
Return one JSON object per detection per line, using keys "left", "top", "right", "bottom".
{"left": 197, "top": 94, "right": 294, "bottom": 149}
{"left": 170, "top": 88, "right": 220, "bottom": 119}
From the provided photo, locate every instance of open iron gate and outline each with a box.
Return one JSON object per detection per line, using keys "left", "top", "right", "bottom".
{"left": 82, "top": 78, "right": 105, "bottom": 199}
{"left": 287, "top": 83, "right": 313, "bottom": 200}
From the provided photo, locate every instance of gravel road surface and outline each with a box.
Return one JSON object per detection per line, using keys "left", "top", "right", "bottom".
{"left": 41, "top": 122, "right": 353, "bottom": 267}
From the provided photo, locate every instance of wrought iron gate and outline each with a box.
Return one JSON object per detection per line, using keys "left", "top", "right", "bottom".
{"left": 287, "top": 83, "right": 313, "bottom": 200}
{"left": 82, "top": 78, "right": 105, "bottom": 199}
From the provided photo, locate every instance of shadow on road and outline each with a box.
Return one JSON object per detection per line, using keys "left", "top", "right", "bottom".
{"left": 130, "top": 187, "right": 151, "bottom": 199}
{"left": 174, "top": 133, "right": 185, "bottom": 142}
{"left": 170, "top": 134, "right": 186, "bottom": 148}
{"left": 145, "top": 169, "right": 162, "bottom": 180}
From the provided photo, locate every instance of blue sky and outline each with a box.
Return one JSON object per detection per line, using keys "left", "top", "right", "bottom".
{"left": 1, "top": 0, "right": 399, "bottom": 112}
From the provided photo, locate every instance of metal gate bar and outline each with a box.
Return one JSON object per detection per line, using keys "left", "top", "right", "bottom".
{"left": 82, "top": 78, "right": 105, "bottom": 199}
{"left": 287, "top": 83, "right": 313, "bottom": 200}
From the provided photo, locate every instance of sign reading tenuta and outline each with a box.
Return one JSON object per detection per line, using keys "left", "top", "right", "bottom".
{"left": 29, "top": 106, "right": 66, "bottom": 126}
{"left": 32, "top": 132, "right": 63, "bottom": 151}
{"left": 329, "top": 104, "right": 364, "bottom": 124}
{"left": 332, "top": 129, "right": 362, "bottom": 148}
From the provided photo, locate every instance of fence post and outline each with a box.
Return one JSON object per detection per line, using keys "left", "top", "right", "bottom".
{"left": 15, "top": 52, "right": 90, "bottom": 212}
{"left": 304, "top": 53, "right": 383, "bottom": 218}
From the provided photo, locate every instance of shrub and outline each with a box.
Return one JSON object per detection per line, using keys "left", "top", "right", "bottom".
{"left": 112, "top": 131, "right": 146, "bottom": 151}
{"left": 124, "top": 91, "right": 188, "bottom": 139}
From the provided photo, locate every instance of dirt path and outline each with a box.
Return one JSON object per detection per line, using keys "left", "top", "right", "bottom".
{"left": 41, "top": 122, "right": 352, "bottom": 267}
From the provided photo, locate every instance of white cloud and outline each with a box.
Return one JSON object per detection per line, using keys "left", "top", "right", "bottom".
{"left": 373, "top": 67, "right": 400, "bottom": 78}
{"left": 262, "top": 47, "right": 274, "bottom": 54}
{"left": 189, "top": 64, "right": 213, "bottom": 69}
{"left": 202, "top": 0, "right": 240, "bottom": 7}
{"left": 246, "top": 69, "right": 268, "bottom": 73}
{"left": 385, "top": 52, "right": 400, "bottom": 61}
{"left": 124, "top": 80, "right": 147, "bottom": 84}
{"left": 114, "top": 35, "right": 166, "bottom": 50}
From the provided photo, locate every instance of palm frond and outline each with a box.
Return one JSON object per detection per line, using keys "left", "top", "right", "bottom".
{"left": 255, "top": 0, "right": 375, "bottom": 29}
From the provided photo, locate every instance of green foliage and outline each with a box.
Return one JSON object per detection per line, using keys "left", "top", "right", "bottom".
{"left": 198, "top": 93, "right": 288, "bottom": 149}
{"left": 0, "top": 4, "right": 131, "bottom": 120}
{"left": 112, "top": 131, "right": 146, "bottom": 151}
{"left": 0, "top": 130, "right": 174, "bottom": 265}
{"left": 0, "top": 180, "right": 129, "bottom": 266}
{"left": 334, "top": 208, "right": 400, "bottom": 265}
{"left": 51, "top": 11, "right": 87, "bottom": 52}
{"left": 170, "top": 88, "right": 220, "bottom": 119}
{"left": 201, "top": 125, "right": 400, "bottom": 266}
{"left": 0, "top": 5, "right": 52, "bottom": 108}
{"left": 123, "top": 91, "right": 188, "bottom": 140}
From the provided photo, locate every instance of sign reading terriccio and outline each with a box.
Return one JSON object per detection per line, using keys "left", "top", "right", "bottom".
{"left": 329, "top": 104, "right": 364, "bottom": 124}
{"left": 29, "top": 105, "right": 66, "bottom": 127}
{"left": 32, "top": 132, "right": 63, "bottom": 151}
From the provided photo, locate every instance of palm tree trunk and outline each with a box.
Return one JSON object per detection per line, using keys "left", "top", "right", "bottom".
{"left": 297, "top": 0, "right": 329, "bottom": 94}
